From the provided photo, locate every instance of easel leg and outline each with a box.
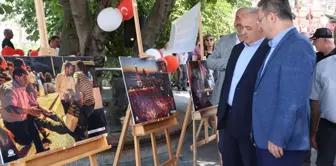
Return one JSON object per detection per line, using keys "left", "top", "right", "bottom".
{"left": 175, "top": 99, "right": 192, "bottom": 159}
{"left": 215, "top": 116, "right": 222, "bottom": 166}
{"left": 165, "top": 129, "right": 173, "bottom": 159}
{"left": 204, "top": 117, "right": 209, "bottom": 143}
{"left": 192, "top": 118, "right": 197, "bottom": 166}
{"left": 113, "top": 107, "right": 132, "bottom": 166}
{"left": 150, "top": 133, "right": 160, "bottom": 166}
{"left": 89, "top": 154, "right": 98, "bottom": 166}
{"left": 134, "top": 136, "right": 141, "bottom": 166}
{"left": 195, "top": 119, "right": 204, "bottom": 141}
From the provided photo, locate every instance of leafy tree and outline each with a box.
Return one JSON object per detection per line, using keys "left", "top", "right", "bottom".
{"left": 3, "top": 0, "right": 250, "bottom": 64}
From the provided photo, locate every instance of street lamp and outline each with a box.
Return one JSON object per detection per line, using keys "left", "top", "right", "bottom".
{"left": 320, "top": 15, "right": 329, "bottom": 27}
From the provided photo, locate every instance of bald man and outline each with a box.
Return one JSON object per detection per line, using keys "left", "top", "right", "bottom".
{"left": 2, "top": 29, "right": 14, "bottom": 49}
{"left": 206, "top": 7, "right": 248, "bottom": 106}
{"left": 216, "top": 8, "right": 270, "bottom": 166}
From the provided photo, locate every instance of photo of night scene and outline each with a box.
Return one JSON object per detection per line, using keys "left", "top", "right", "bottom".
{"left": 119, "top": 57, "right": 176, "bottom": 124}
{"left": 188, "top": 61, "right": 215, "bottom": 111}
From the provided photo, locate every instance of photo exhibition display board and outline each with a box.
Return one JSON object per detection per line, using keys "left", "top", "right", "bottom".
{"left": 187, "top": 60, "right": 215, "bottom": 111}
{"left": 0, "top": 56, "right": 108, "bottom": 164}
{"left": 119, "top": 57, "right": 176, "bottom": 124}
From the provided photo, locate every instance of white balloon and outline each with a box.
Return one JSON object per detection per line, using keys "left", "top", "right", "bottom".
{"left": 97, "top": 8, "right": 123, "bottom": 32}
{"left": 145, "top": 49, "right": 162, "bottom": 60}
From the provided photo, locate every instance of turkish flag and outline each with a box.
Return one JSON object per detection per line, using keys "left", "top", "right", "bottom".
{"left": 117, "top": 0, "right": 134, "bottom": 21}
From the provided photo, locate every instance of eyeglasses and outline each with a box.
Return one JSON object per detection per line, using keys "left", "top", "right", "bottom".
{"left": 257, "top": 16, "right": 265, "bottom": 24}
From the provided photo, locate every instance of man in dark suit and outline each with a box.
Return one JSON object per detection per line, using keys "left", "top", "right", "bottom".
{"left": 253, "top": 0, "right": 315, "bottom": 165}
{"left": 217, "top": 8, "right": 270, "bottom": 166}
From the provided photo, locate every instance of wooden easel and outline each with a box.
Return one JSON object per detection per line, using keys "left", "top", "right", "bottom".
{"left": 113, "top": 0, "right": 178, "bottom": 166}
{"left": 7, "top": 2, "right": 112, "bottom": 165}
{"left": 175, "top": 12, "right": 222, "bottom": 166}
{"left": 34, "top": 0, "right": 55, "bottom": 56}
{"left": 9, "top": 135, "right": 111, "bottom": 166}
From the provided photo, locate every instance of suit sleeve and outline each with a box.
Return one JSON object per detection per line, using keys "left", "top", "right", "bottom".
{"left": 269, "top": 41, "right": 315, "bottom": 147}
{"left": 206, "top": 36, "right": 232, "bottom": 71}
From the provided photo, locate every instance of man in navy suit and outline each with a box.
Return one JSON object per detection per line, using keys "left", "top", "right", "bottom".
{"left": 253, "top": 0, "right": 316, "bottom": 165}
{"left": 216, "top": 8, "right": 270, "bottom": 166}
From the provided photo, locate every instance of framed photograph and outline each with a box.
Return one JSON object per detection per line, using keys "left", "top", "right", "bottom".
{"left": 0, "top": 56, "right": 107, "bottom": 164}
{"left": 119, "top": 57, "right": 176, "bottom": 124}
{"left": 187, "top": 60, "right": 215, "bottom": 111}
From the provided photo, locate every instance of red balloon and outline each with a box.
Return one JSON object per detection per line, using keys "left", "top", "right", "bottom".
{"left": 15, "top": 49, "right": 24, "bottom": 56}
{"left": 164, "top": 55, "right": 179, "bottom": 72}
{"left": 30, "top": 50, "right": 39, "bottom": 56}
{"left": 1, "top": 47, "right": 15, "bottom": 56}
{"left": 117, "top": 0, "right": 134, "bottom": 21}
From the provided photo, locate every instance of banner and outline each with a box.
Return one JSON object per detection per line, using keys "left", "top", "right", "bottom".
{"left": 167, "top": 3, "right": 201, "bottom": 54}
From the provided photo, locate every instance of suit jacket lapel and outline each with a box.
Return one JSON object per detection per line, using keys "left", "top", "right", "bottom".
{"left": 239, "top": 39, "right": 270, "bottom": 81}
{"left": 255, "top": 28, "right": 298, "bottom": 88}
{"left": 226, "top": 43, "right": 244, "bottom": 77}
{"left": 223, "top": 43, "right": 245, "bottom": 94}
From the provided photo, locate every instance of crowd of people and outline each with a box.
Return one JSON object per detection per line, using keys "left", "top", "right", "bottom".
{"left": 1, "top": 28, "right": 68, "bottom": 57}
{"left": 0, "top": 56, "right": 96, "bottom": 163}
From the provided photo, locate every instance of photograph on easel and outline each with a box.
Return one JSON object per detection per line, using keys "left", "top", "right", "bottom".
{"left": 187, "top": 60, "right": 215, "bottom": 111}
{"left": 0, "top": 56, "right": 108, "bottom": 164}
{"left": 119, "top": 57, "right": 176, "bottom": 124}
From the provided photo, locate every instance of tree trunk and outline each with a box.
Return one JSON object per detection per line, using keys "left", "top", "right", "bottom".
{"left": 139, "top": 0, "right": 176, "bottom": 53}
{"left": 83, "top": 0, "right": 109, "bottom": 57}
{"left": 69, "top": 0, "right": 107, "bottom": 65}
{"left": 59, "top": 0, "right": 79, "bottom": 56}
{"left": 69, "top": 0, "right": 93, "bottom": 56}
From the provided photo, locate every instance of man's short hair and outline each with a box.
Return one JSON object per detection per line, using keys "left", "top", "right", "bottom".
{"left": 13, "top": 67, "right": 28, "bottom": 77}
{"left": 76, "top": 60, "right": 86, "bottom": 72}
{"left": 244, "top": 7, "right": 259, "bottom": 15}
{"left": 49, "top": 36, "right": 60, "bottom": 44}
{"left": 64, "top": 62, "right": 72, "bottom": 69}
{"left": 13, "top": 58, "right": 25, "bottom": 68}
{"left": 7, "top": 61, "right": 13, "bottom": 67}
{"left": 257, "top": 0, "right": 293, "bottom": 21}
{"left": 3, "top": 29, "right": 12, "bottom": 36}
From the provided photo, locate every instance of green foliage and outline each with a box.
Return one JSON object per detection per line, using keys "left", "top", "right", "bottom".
{"left": 155, "top": 0, "right": 251, "bottom": 48}
{"left": 3, "top": 0, "right": 250, "bottom": 67}
{"left": 4, "top": 0, "right": 63, "bottom": 41}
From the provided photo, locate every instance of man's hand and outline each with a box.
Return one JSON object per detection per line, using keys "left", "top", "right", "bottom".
{"left": 268, "top": 141, "right": 283, "bottom": 158}
{"left": 37, "top": 105, "right": 53, "bottom": 116}
{"left": 27, "top": 107, "right": 42, "bottom": 117}
{"left": 310, "top": 133, "right": 318, "bottom": 150}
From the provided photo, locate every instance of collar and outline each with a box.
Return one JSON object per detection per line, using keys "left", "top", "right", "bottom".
{"left": 12, "top": 80, "right": 24, "bottom": 89}
{"left": 244, "top": 38, "right": 265, "bottom": 47}
{"left": 327, "top": 48, "right": 336, "bottom": 56}
{"left": 268, "top": 26, "right": 296, "bottom": 48}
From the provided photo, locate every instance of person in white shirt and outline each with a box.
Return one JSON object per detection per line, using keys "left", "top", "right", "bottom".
{"left": 55, "top": 62, "right": 75, "bottom": 115}
{"left": 310, "top": 53, "right": 336, "bottom": 166}
{"left": 49, "top": 36, "right": 60, "bottom": 56}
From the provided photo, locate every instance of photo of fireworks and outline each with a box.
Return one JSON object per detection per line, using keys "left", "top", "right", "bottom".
{"left": 119, "top": 57, "right": 176, "bottom": 124}
{"left": 188, "top": 61, "right": 215, "bottom": 111}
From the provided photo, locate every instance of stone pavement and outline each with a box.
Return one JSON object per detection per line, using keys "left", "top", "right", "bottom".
{"left": 1, "top": 91, "right": 319, "bottom": 166}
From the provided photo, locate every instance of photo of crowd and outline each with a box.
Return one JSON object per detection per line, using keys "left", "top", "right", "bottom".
{"left": 188, "top": 61, "right": 215, "bottom": 111}
{"left": 119, "top": 57, "right": 176, "bottom": 124}
{"left": 0, "top": 56, "right": 107, "bottom": 164}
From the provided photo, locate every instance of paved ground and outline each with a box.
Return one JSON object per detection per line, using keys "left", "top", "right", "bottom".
{"left": 65, "top": 91, "right": 319, "bottom": 166}
{"left": 1, "top": 91, "right": 319, "bottom": 166}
